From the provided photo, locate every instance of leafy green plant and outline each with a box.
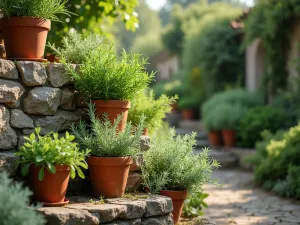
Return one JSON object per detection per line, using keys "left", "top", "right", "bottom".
{"left": 238, "top": 106, "right": 286, "bottom": 148}
{"left": 128, "top": 90, "right": 177, "bottom": 133}
{"left": 0, "top": 0, "right": 71, "bottom": 21}
{"left": 0, "top": 172, "right": 45, "bottom": 225}
{"left": 72, "top": 103, "right": 144, "bottom": 157}
{"left": 48, "top": 31, "right": 104, "bottom": 64}
{"left": 142, "top": 129, "right": 219, "bottom": 194}
{"left": 182, "top": 191, "right": 209, "bottom": 218}
{"left": 178, "top": 97, "right": 198, "bottom": 110}
{"left": 15, "top": 128, "right": 90, "bottom": 181}
{"left": 68, "top": 45, "right": 154, "bottom": 101}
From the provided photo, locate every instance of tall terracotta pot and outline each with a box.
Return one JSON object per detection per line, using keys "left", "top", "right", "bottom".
{"left": 208, "top": 130, "right": 221, "bottom": 148}
{"left": 1, "top": 17, "right": 51, "bottom": 61}
{"left": 182, "top": 109, "right": 195, "bottom": 120}
{"left": 222, "top": 129, "right": 236, "bottom": 147}
{"left": 29, "top": 165, "right": 70, "bottom": 203}
{"left": 87, "top": 156, "right": 132, "bottom": 198}
{"left": 143, "top": 128, "right": 149, "bottom": 136}
{"left": 160, "top": 190, "right": 188, "bottom": 224}
{"left": 92, "top": 100, "right": 131, "bottom": 132}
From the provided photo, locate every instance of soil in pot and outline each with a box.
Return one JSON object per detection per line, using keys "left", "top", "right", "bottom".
{"left": 222, "top": 129, "right": 236, "bottom": 147}
{"left": 29, "top": 165, "right": 70, "bottom": 204}
{"left": 208, "top": 130, "right": 221, "bottom": 148}
{"left": 1, "top": 17, "right": 51, "bottom": 61}
{"left": 92, "top": 100, "right": 131, "bottom": 132}
{"left": 182, "top": 109, "right": 195, "bottom": 120}
{"left": 160, "top": 190, "right": 188, "bottom": 224}
{"left": 87, "top": 156, "right": 132, "bottom": 198}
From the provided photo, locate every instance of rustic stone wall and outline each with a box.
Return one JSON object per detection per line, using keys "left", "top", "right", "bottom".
{"left": 0, "top": 59, "right": 85, "bottom": 176}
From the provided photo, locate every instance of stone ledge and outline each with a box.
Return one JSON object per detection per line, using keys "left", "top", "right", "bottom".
{"left": 38, "top": 195, "right": 174, "bottom": 225}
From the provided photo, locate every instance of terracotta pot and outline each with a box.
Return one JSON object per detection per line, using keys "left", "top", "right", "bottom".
{"left": 208, "top": 130, "right": 221, "bottom": 148}
{"left": 1, "top": 17, "right": 51, "bottom": 61}
{"left": 87, "top": 156, "right": 132, "bottom": 198}
{"left": 92, "top": 100, "right": 131, "bottom": 132}
{"left": 29, "top": 165, "right": 70, "bottom": 203}
{"left": 171, "top": 102, "right": 178, "bottom": 113}
{"left": 143, "top": 128, "right": 149, "bottom": 136}
{"left": 182, "top": 109, "right": 195, "bottom": 120}
{"left": 160, "top": 190, "right": 188, "bottom": 224}
{"left": 222, "top": 129, "right": 236, "bottom": 147}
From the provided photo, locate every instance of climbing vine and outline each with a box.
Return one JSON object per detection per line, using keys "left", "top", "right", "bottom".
{"left": 244, "top": 0, "right": 300, "bottom": 94}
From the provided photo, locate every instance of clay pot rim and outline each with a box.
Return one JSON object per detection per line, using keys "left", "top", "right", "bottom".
{"left": 1, "top": 16, "right": 51, "bottom": 30}
{"left": 160, "top": 189, "right": 188, "bottom": 200}
{"left": 87, "top": 156, "right": 133, "bottom": 166}
{"left": 30, "top": 164, "right": 70, "bottom": 172}
{"left": 92, "top": 100, "right": 131, "bottom": 109}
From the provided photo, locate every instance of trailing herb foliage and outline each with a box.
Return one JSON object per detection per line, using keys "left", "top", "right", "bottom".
{"left": 15, "top": 128, "right": 89, "bottom": 181}
{"left": 142, "top": 129, "right": 219, "bottom": 194}
{"left": 48, "top": 31, "right": 104, "bottom": 64}
{"left": 0, "top": 0, "right": 70, "bottom": 21}
{"left": 0, "top": 172, "right": 45, "bottom": 225}
{"left": 69, "top": 45, "right": 154, "bottom": 101}
{"left": 182, "top": 191, "right": 209, "bottom": 218}
{"left": 128, "top": 90, "right": 177, "bottom": 133}
{"left": 72, "top": 103, "right": 144, "bottom": 157}
{"left": 244, "top": 0, "right": 300, "bottom": 93}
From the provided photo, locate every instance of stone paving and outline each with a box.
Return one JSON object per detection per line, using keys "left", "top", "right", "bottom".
{"left": 203, "top": 169, "right": 300, "bottom": 225}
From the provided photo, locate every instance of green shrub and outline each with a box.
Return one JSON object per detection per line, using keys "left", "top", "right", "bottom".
{"left": 0, "top": 0, "right": 70, "bottom": 21}
{"left": 246, "top": 124, "right": 300, "bottom": 198}
{"left": 0, "top": 172, "right": 45, "bottom": 225}
{"left": 178, "top": 97, "right": 198, "bottom": 110}
{"left": 69, "top": 45, "right": 154, "bottom": 101}
{"left": 203, "top": 109, "right": 221, "bottom": 131}
{"left": 182, "top": 191, "right": 209, "bottom": 218}
{"left": 128, "top": 90, "right": 177, "bottom": 133}
{"left": 72, "top": 103, "right": 144, "bottom": 157}
{"left": 15, "top": 128, "right": 89, "bottom": 181}
{"left": 48, "top": 31, "right": 104, "bottom": 64}
{"left": 142, "top": 129, "right": 219, "bottom": 194}
{"left": 238, "top": 106, "right": 286, "bottom": 148}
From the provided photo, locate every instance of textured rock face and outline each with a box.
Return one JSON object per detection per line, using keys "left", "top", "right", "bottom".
{"left": 47, "top": 63, "right": 74, "bottom": 87}
{"left": 141, "top": 215, "right": 173, "bottom": 225}
{"left": 126, "top": 172, "right": 142, "bottom": 192}
{"left": 0, "top": 80, "right": 24, "bottom": 107}
{"left": 0, "top": 59, "right": 18, "bottom": 79}
{"left": 60, "top": 87, "right": 76, "bottom": 110}
{"left": 16, "top": 61, "right": 47, "bottom": 86}
{"left": 23, "top": 87, "right": 61, "bottom": 115}
{"left": 0, "top": 151, "right": 19, "bottom": 176}
{"left": 10, "top": 109, "right": 34, "bottom": 128}
{"left": 0, "top": 105, "right": 17, "bottom": 149}
{"left": 140, "top": 136, "right": 151, "bottom": 151}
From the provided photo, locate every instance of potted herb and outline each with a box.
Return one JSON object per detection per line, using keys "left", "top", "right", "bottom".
{"left": 72, "top": 103, "right": 145, "bottom": 198}
{"left": 142, "top": 129, "right": 219, "bottom": 224}
{"left": 178, "top": 97, "right": 198, "bottom": 120}
{"left": 203, "top": 109, "right": 222, "bottom": 148}
{"left": 69, "top": 45, "right": 154, "bottom": 131}
{"left": 128, "top": 89, "right": 178, "bottom": 136}
{"left": 15, "top": 128, "right": 89, "bottom": 206}
{"left": 0, "top": 0, "right": 70, "bottom": 61}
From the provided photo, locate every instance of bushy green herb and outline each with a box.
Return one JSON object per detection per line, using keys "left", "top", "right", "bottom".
{"left": 142, "top": 129, "right": 219, "bottom": 194}
{"left": 72, "top": 103, "right": 144, "bottom": 157}
{"left": 178, "top": 97, "right": 198, "bottom": 110}
{"left": 0, "top": 172, "right": 45, "bottom": 225}
{"left": 48, "top": 31, "right": 104, "bottom": 64}
{"left": 182, "top": 191, "right": 209, "bottom": 218}
{"left": 0, "top": 0, "right": 70, "bottom": 21}
{"left": 128, "top": 90, "right": 177, "bottom": 133}
{"left": 238, "top": 106, "right": 286, "bottom": 148}
{"left": 15, "top": 128, "right": 90, "bottom": 181}
{"left": 68, "top": 45, "right": 154, "bottom": 101}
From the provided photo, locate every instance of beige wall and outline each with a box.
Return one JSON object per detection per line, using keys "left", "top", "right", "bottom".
{"left": 156, "top": 55, "right": 180, "bottom": 80}
{"left": 245, "top": 17, "right": 300, "bottom": 91}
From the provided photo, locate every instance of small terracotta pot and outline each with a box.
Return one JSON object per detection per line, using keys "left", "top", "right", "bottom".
{"left": 160, "top": 190, "right": 188, "bottom": 224}
{"left": 171, "top": 103, "right": 178, "bottom": 113}
{"left": 87, "top": 156, "right": 132, "bottom": 198}
{"left": 1, "top": 17, "right": 51, "bottom": 61}
{"left": 143, "top": 128, "right": 149, "bottom": 136}
{"left": 222, "top": 129, "right": 236, "bottom": 147}
{"left": 92, "top": 100, "right": 131, "bottom": 132}
{"left": 182, "top": 109, "right": 195, "bottom": 120}
{"left": 209, "top": 130, "right": 221, "bottom": 148}
{"left": 29, "top": 165, "right": 70, "bottom": 203}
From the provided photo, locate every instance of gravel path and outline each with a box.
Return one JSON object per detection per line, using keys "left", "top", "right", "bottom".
{"left": 203, "top": 170, "right": 300, "bottom": 225}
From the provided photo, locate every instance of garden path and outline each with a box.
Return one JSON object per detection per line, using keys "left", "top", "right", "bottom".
{"left": 203, "top": 169, "right": 300, "bottom": 225}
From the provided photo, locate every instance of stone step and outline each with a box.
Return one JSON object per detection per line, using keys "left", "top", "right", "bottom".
{"left": 38, "top": 195, "right": 174, "bottom": 225}
{"left": 178, "top": 120, "right": 203, "bottom": 132}
{"left": 194, "top": 149, "right": 238, "bottom": 169}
